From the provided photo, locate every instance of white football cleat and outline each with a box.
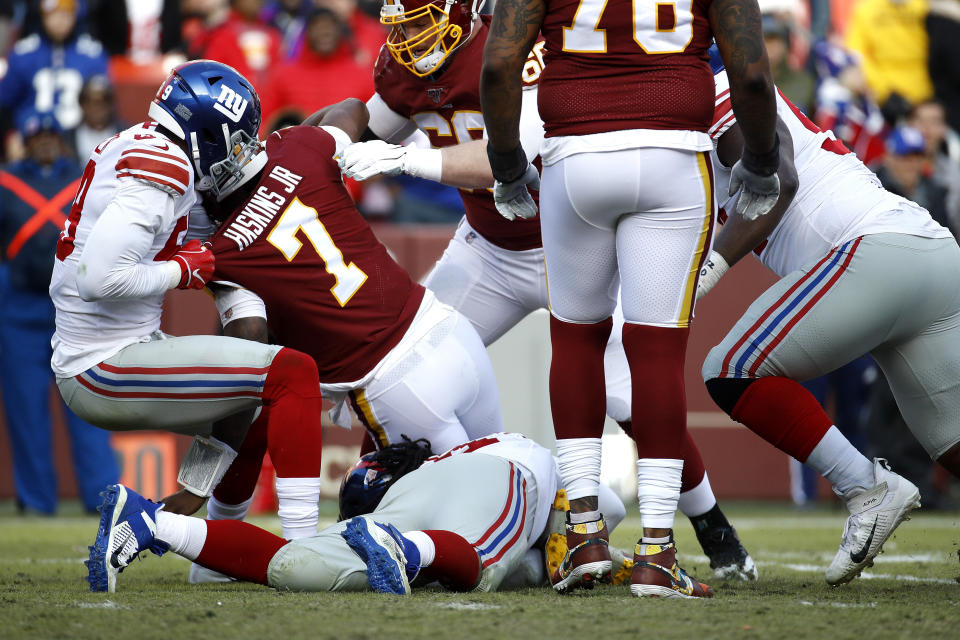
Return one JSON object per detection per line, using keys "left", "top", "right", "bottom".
{"left": 826, "top": 458, "right": 920, "bottom": 585}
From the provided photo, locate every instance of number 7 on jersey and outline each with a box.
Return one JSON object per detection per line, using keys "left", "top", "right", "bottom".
{"left": 267, "top": 198, "right": 368, "bottom": 306}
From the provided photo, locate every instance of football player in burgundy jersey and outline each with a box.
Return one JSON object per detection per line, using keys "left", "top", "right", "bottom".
{"left": 183, "top": 99, "right": 505, "bottom": 582}
{"left": 480, "top": 0, "right": 779, "bottom": 598}
{"left": 337, "top": 0, "right": 757, "bottom": 583}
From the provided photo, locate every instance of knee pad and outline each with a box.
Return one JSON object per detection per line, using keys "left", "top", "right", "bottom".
{"left": 704, "top": 377, "right": 757, "bottom": 415}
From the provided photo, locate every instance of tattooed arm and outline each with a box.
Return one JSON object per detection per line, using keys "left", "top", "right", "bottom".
{"left": 709, "top": 0, "right": 777, "bottom": 157}
{"left": 480, "top": 0, "right": 545, "bottom": 181}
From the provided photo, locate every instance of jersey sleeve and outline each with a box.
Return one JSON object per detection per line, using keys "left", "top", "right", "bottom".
{"left": 319, "top": 125, "right": 353, "bottom": 157}
{"left": 75, "top": 181, "right": 180, "bottom": 300}
{"left": 209, "top": 281, "right": 267, "bottom": 326}
{"left": 521, "top": 39, "right": 547, "bottom": 89}
{"left": 115, "top": 139, "right": 191, "bottom": 197}
{"left": 708, "top": 70, "right": 736, "bottom": 142}
{"left": 366, "top": 92, "right": 418, "bottom": 143}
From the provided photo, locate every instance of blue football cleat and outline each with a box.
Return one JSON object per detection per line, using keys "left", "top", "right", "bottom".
{"left": 371, "top": 521, "right": 421, "bottom": 582}
{"left": 85, "top": 484, "right": 168, "bottom": 593}
{"left": 341, "top": 517, "right": 413, "bottom": 595}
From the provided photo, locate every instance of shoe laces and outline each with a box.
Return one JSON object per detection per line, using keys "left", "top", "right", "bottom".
{"left": 838, "top": 511, "right": 872, "bottom": 552}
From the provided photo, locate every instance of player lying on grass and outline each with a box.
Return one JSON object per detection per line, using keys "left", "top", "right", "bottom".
{"left": 697, "top": 49, "right": 953, "bottom": 585}
{"left": 50, "top": 60, "right": 325, "bottom": 556}
{"left": 336, "top": 0, "right": 755, "bottom": 581}
{"left": 87, "top": 433, "right": 663, "bottom": 596}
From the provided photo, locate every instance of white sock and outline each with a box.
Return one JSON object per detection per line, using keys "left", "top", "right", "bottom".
{"left": 275, "top": 477, "right": 322, "bottom": 540}
{"left": 636, "top": 458, "right": 683, "bottom": 530}
{"left": 556, "top": 438, "right": 602, "bottom": 500}
{"left": 804, "top": 426, "right": 874, "bottom": 498}
{"left": 403, "top": 530, "right": 436, "bottom": 567}
{"left": 598, "top": 482, "right": 627, "bottom": 529}
{"left": 156, "top": 510, "right": 207, "bottom": 560}
{"left": 678, "top": 472, "right": 717, "bottom": 518}
{"left": 206, "top": 496, "right": 253, "bottom": 521}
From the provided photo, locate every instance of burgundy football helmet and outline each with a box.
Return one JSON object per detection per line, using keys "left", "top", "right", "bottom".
{"left": 380, "top": 0, "right": 485, "bottom": 77}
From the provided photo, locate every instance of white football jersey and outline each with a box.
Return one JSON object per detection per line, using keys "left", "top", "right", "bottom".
{"left": 709, "top": 71, "right": 951, "bottom": 277}
{"left": 50, "top": 122, "right": 197, "bottom": 377}
{"left": 423, "top": 432, "right": 558, "bottom": 545}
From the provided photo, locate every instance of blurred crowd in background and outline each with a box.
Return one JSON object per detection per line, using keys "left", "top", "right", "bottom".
{"left": 0, "top": 0, "right": 958, "bottom": 513}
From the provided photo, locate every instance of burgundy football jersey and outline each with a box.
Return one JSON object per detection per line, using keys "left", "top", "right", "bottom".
{"left": 538, "top": 0, "right": 715, "bottom": 137}
{"left": 374, "top": 15, "right": 544, "bottom": 251}
{"left": 211, "top": 126, "right": 425, "bottom": 383}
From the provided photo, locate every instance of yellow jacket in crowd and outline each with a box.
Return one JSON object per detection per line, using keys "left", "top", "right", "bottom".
{"left": 846, "top": 0, "right": 934, "bottom": 105}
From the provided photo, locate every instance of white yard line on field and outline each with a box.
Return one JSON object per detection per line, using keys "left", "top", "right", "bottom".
{"left": 778, "top": 562, "right": 957, "bottom": 584}
{"left": 799, "top": 600, "right": 877, "bottom": 608}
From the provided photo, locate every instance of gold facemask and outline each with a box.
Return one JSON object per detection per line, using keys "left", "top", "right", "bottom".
{"left": 381, "top": 0, "right": 464, "bottom": 77}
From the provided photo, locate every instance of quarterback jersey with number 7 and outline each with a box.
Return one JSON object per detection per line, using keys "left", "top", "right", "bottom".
{"left": 211, "top": 125, "right": 423, "bottom": 384}
{"left": 209, "top": 124, "right": 504, "bottom": 452}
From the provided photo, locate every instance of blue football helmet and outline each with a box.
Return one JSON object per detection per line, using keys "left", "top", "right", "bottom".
{"left": 147, "top": 60, "right": 265, "bottom": 200}
{"left": 338, "top": 454, "right": 396, "bottom": 521}
{"left": 338, "top": 437, "right": 435, "bottom": 520}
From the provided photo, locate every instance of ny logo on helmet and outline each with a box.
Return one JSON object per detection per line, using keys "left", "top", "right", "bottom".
{"left": 213, "top": 85, "right": 248, "bottom": 123}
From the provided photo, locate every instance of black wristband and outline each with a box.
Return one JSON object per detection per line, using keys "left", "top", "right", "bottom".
{"left": 741, "top": 133, "right": 780, "bottom": 177}
{"left": 486, "top": 144, "right": 528, "bottom": 184}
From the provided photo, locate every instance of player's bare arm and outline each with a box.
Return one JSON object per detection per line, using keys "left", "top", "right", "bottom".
{"left": 712, "top": 118, "right": 797, "bottom": 267}
{"left": 480, "top": 0, "right": 544, "bottom": 220}
{"left": 223, "top": 316, "right": 269, "bottom": 343}
{"left": 438, "top": 139, "right": 495, "bottom": 188}
{"left": 709, "top": 0, "right": 777, "bottom": 157}
{"left": 302, "top": 98, "right": 370, "bottom": 142}
{"left": 480, "top": 0, "right": 543, "bottom": 169}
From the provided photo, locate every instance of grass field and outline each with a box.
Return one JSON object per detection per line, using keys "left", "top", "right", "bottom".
{"left": 2, "top": 501, "right": 958, "bottom": 640}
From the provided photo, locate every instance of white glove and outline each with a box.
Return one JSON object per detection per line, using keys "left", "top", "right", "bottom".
{"left": 696, "top": 250, "right": 729, "bottom": 301}
{"left": 337, "top": 140, "right": 442, "bottom": 182}
{"left": 728, "top": 160, "right": 781, "bottom": 221}
{"left": 493, "top": 163, "right": 540, "bottom": 221}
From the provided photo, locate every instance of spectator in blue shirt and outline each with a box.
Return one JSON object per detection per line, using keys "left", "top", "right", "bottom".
{"left": 0, "top": 0, "right": 108, "bottom": 150}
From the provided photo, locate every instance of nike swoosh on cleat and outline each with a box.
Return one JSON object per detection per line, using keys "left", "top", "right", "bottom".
{"left": 849, "top": 521, "right": 878, "bottom": 564}
{"left": 111, "top": 530, "right": 134, "bottom": 568}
